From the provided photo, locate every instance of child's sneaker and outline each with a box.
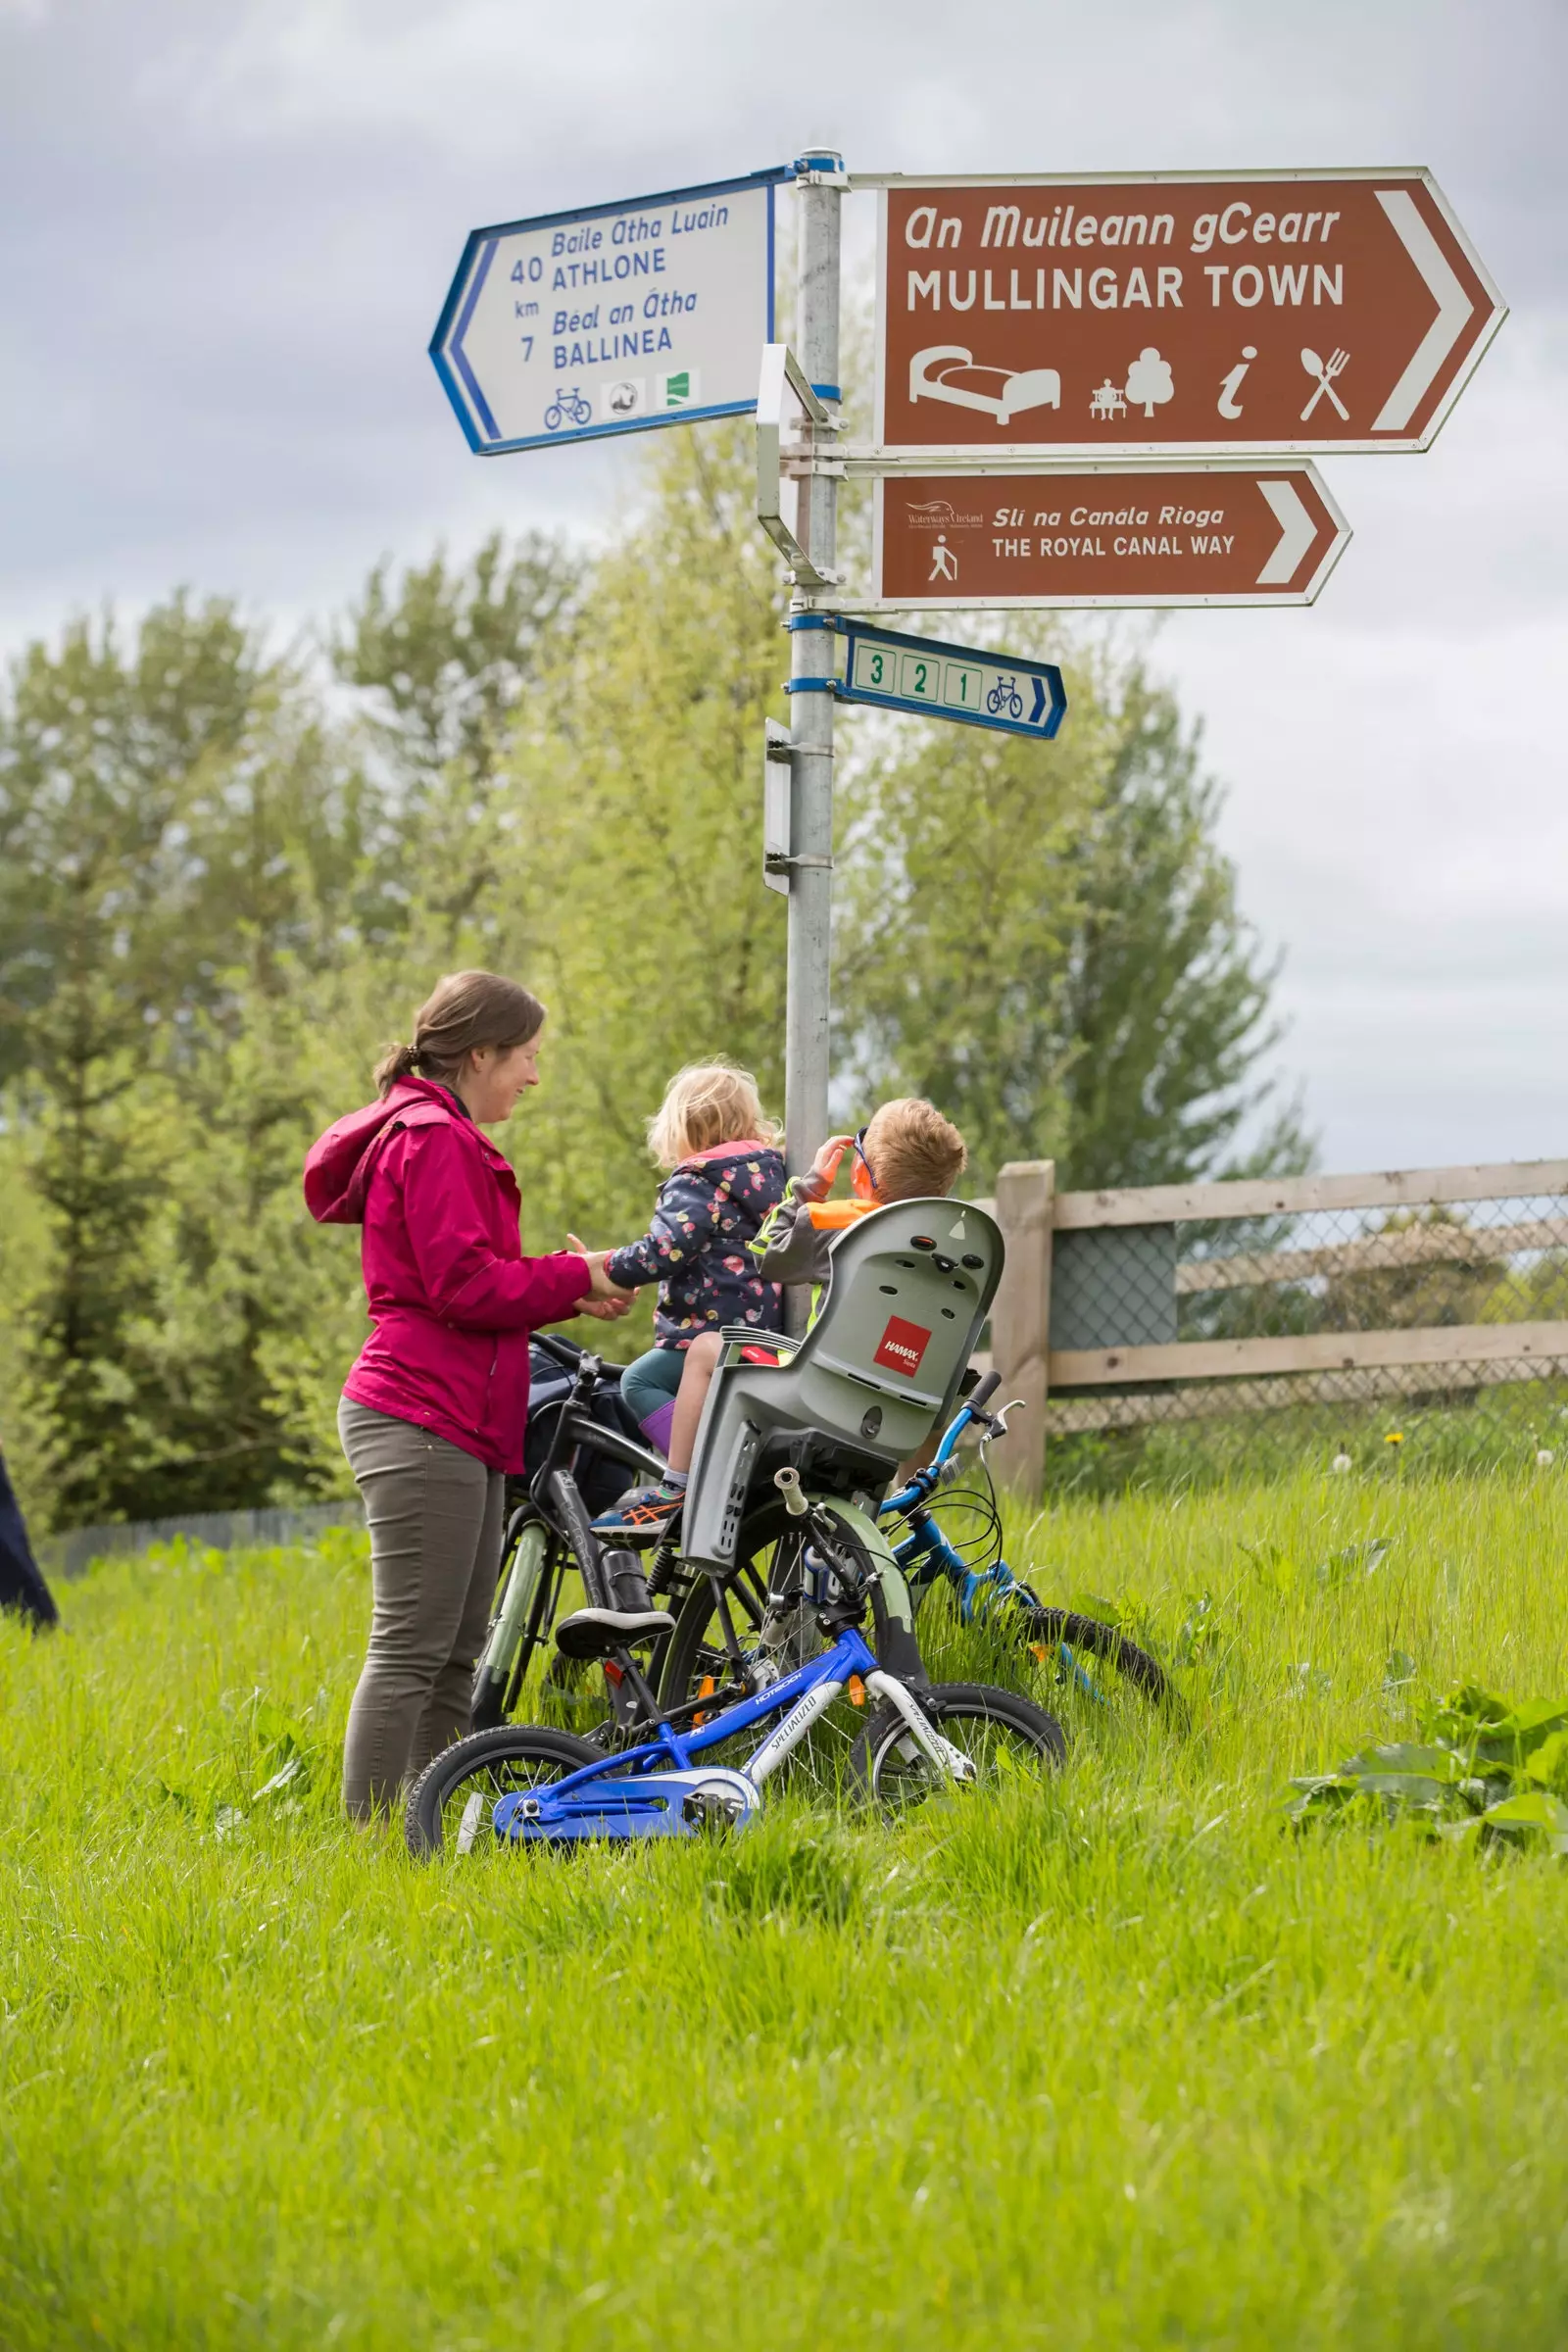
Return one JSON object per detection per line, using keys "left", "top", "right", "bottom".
{"left": 592, "top": 1481, "right": 685, "bottom": 1536}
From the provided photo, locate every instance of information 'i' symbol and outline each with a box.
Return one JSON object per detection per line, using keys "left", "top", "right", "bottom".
{"left": 1217, "top": 346, "right": 1257, "bottom": 419}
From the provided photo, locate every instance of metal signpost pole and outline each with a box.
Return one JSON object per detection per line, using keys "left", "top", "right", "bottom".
{"left": 783, "top": 150, "right": 845, "bottom": 1236}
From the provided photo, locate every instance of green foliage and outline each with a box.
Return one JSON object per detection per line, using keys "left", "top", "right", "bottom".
{"left": 5, "top": 1471, "right": 1568, "bottom": 2346}
{"left": 836, "top": 636, "right": 1308, "bottom": 1190}
{"left": 1042, "top": 1382, "right": 1568, "bottom": 1498}
{"left": 1288, "top": 1679, "right": 1568, "bottom": 1850}
{"left": 0, "top": 429, "right": 1300, "bottom": 1525}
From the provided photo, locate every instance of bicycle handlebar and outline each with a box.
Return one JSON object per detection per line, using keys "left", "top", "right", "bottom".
{"left": 531, "top": 1330, "right": 586, "bottom": 1371}
{"left": 879, "top": 1369, "right": 1005, "bottom": 1518}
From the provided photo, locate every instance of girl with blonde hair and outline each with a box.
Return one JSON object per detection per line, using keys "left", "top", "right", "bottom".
{"left": 580, "top": 1060, "right": 785, "bottom": 1532}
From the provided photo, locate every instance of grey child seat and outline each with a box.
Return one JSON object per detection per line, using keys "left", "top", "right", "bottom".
{"left": 680, "top": 1196, "right": 1005, "bottom": 1572}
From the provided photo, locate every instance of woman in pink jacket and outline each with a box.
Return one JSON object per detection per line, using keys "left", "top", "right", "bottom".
{"left": 304, "top": 970, "right": 629, "bottom": 1820}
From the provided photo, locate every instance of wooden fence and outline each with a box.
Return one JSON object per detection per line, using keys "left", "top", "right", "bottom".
{"left": 978, "top": 1156, "right": 1568, "bottom": 1483}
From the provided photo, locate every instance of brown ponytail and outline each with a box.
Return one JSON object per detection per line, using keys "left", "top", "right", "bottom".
{"left": 374, "top": 971, "right": 547, "bottom": 1099}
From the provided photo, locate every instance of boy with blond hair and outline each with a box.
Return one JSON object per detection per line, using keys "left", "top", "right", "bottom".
{"left": 592, "top": 1095, "right": 966, "bottom": 1534}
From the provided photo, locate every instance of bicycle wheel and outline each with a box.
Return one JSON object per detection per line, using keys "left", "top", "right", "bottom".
{"left": 659, "top": 1500, "right": 873, "bottom": 1795}
{"left": 660, "top": 1498, "right": 807, "bottom": 1707}
{"left": 849, "top": 1682, "right": 1064, "bottom": 1814}
{"left": 470, "top": 1514, "right": 554, "bottom": 1733}
{"left": 1019, "top": 1604, "right": 1182, "bottom": 1729}
{"left": 405, "top": 1724, "right": 601, "bottom": 1859}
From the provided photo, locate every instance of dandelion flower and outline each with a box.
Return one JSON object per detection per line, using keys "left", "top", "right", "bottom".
{"left": 1331, "top": 1452, "right": 1352, "bottom": 1474}
{"left": 1537, "top": 1448, "right": 1555, "bottom": 1467}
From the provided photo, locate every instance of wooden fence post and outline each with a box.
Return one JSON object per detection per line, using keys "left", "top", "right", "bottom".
{"left": 990, "top": 1158, "right": 1054, "bottom": 1489}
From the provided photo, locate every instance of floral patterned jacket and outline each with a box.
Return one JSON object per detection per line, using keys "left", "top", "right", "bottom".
{"left": 605, "top": 1140, "right": 787, "bottom": 1348}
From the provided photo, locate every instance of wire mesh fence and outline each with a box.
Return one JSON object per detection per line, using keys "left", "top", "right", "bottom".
{"left": 984, "top": 1163, "right": 1568, "bottom": 1494}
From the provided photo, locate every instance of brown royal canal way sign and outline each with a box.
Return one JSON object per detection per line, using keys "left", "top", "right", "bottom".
{"left": 873, "top": 169, "right": 1505, "bottom": 457}
{"left": 876, "top": 463, "right": 1349, "bottom": 608}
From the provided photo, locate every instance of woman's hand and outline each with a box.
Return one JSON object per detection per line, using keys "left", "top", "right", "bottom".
{"left": 568, "top": 1235, "right": 636, "bottom": 1315}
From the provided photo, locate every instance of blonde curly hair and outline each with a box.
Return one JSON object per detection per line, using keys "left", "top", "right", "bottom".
{"left": 646, "top": 1061, "right": 780, "bottom": 1170}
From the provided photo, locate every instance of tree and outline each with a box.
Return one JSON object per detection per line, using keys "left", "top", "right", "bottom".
{"left": 0, "top": 599, "right": 373, "bottom": 1523}
{"left": 475, "top": 425, "right": 792, "bottom": 1277}
{"left": 834, "top": 639, "right": 1307, "bottom": 1191}
{"left": 330, "top": 531, "right": 584, "bottom": 951}
{"left": 0, "top": 438, "right": 1306, "bottom": 1528}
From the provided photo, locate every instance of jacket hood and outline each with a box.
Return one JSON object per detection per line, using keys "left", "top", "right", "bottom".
{"left": 303, "top": 1078, "right": 461, "bottom": 1225}
{"left": 675, "top": 1138, "right": 784, "bottom": 1172}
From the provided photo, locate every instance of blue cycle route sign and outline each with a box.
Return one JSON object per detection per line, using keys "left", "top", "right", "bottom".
{"left": 836, "top": 620, "right": 1066, "bottom": 742}
{"left": 430, "top": 168, "right": 787, "bottom": 456}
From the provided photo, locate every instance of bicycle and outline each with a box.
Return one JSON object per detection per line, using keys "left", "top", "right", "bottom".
{"left": 408, "top": 1464, "right": 1065, "bottom": 1856}
{"left": 543, "top": 386, "right": 593, "bottom": 430}
{"left": 985, "top": 676, "right": 1024, "bottom": 719}
{"left": 659, "top": 1373, "right": 1177, "bottom": 1737}
{"left": 469, "top": 1334, "right": 691, "bottom": 1740}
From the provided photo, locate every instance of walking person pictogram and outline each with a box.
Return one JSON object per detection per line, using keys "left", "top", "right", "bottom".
{"left": 928, "top": 534, "right": 958, "bottom": 584}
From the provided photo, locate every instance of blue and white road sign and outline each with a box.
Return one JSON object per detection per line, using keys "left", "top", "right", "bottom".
{"left": 431, "top": 169, "right": 787, "bottom": 456}
{"left": 835, "top": 620, "right": 1066, "bottom": 741}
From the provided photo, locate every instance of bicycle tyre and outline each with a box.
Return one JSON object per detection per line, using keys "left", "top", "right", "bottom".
{"left": 1021, "top": 1607, "right": 1180, "bottom": 1716}
{"left": 406, "top": 1724, "right": 602, "bottom": 1859}
{"left": 659, "top": 1497, "right": 808, "bottom": 1714}
{"left": 849, "top": 1681, "right": 1065, "bottom": 1811}
{"left": 470, "top": 1514, "right": 554, "bottom": 1733}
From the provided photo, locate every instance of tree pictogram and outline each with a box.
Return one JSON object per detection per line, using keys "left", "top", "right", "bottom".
{"left": 1125, "top": 348, "right": 1174, "bottom": 419}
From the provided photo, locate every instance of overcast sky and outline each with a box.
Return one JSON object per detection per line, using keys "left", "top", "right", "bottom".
{"left": 2, "top": 0, "right": 1562, "bottom": 1174}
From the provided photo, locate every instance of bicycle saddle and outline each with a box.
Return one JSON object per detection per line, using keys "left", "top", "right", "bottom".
{"left": 554, "top": 1604, "right": 675, "bottom": 1662}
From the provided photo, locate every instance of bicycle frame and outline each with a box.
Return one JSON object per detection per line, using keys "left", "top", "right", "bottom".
{"left": 879, "top": 1398, "right": 1112, "bottom": 1704}
{"left": 488, "top": 1621, "right": 974, "bottom": 1846}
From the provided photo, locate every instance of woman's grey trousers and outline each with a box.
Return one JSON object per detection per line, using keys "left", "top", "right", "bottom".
{"left": 338, "top": 1396, "right": 503, "bottom": 1820}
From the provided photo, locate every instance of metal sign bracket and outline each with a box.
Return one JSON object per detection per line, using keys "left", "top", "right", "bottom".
{"left": 758, "top": 344, "right": 843, "bottom": 587}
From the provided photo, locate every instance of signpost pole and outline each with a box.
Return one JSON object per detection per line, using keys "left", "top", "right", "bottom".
{"left": 783, "top": 149, "right": 844, "bottom": 1259}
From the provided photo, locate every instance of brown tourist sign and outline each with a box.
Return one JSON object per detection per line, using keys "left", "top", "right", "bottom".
{"left": 872, "top": 464, "right": 1349, "bottom": 609}
{"left": 871, "top": 170, "right": 1504, "bottom": 457}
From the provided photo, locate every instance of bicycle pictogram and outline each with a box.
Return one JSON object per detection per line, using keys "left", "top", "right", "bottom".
{"left": 985, "top": 674, "right": 1024, "bottom": 720}
{"left": 544, "top": 386, "right": 593, "bottom": 431}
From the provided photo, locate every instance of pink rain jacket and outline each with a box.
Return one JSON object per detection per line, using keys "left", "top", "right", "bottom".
{"left": 302, "top": 1077, "right": 589, "bottom": 1471}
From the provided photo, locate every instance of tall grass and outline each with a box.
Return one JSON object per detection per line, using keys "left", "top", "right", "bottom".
{"left": 3, "top": 1471, "right": 1567, "bottom": 2348}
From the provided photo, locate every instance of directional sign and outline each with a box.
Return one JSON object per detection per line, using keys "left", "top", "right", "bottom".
{"left": 836, "top": 621, "right": 1065, "bottom": 740}
{"left": 431, "top": 169, "right": 785, "bottom": 455}
{"left": 872, "top": 464, "right": 1349, "bottom": 609}
{"left": 870, "top": 170, "right": 1504, "bottom": 457}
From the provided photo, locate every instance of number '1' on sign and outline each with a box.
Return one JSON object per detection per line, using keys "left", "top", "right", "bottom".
{"left": 836, "top": 620, "right": 1065, "bottom": 740}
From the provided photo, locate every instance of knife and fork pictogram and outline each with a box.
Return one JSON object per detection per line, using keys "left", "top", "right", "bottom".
{"left": 1300, "top": 347, "right": 1349, "bottom": 421}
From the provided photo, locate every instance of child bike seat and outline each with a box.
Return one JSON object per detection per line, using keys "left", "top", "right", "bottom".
{"left": 681, "top": 1196, "right": 1004, "bottom": 1571}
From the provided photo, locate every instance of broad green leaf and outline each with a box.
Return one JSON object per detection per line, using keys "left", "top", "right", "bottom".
{"left": 1479, "top": 1789, "right": 1568, "bottom": 1836}
{"left": 1524, "top": 1729, "right": 1568, "bottom": 1788}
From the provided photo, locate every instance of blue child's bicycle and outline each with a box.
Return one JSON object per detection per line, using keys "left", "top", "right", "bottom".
{"left": 412, "top": 1196, "right": 1067, "bottom": 1854}
{"left": 407, "top": 1461, "right": 1063, "bottom": 1855}
{"left": 658, "top": 1372, "right": 1174, "bottom": 1740}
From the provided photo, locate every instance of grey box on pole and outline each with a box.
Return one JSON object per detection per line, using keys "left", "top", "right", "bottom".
{"left": 763, "top": 718, "right": 792, "bottom": 895}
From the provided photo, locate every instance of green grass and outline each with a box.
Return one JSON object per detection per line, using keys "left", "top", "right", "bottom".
{"left": 4, "top": 1469, "right": 1568, "bottom": 2349}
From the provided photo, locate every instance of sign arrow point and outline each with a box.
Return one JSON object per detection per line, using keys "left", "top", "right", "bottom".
{"left": 1371, "top": 188, "right": 1475, "bottom": 432}
{"left": 1255, "top": 479, "right": 1317, "bottom": 585}
{"left": 1030, "top": 675, "right": 1047, "bottom": 724}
